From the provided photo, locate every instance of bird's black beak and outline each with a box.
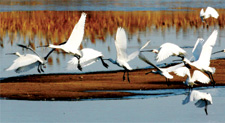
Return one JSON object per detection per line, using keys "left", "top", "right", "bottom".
{"left": 212, "top": 50, "right": 224, "bottom": 55}
{"left": 184, "top": 63, "right": 191, "bottom": 69}
{"left": 5, "top": 53, "right": 16, "bottom": 55}
{"left": 140, "top": 50, "right": 153, "bottom": 52}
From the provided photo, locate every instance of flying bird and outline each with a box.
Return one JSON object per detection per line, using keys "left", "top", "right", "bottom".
{"left": 182, "top": 30, "right": 218, "bottom": 86}
{"left": 174, "top": 67, "right": 211, "bottom": 89}
{"left": 105, "top": 27, "right": 150, "bottom": 83}
{"left": 39, "top": 12, "right": 87, "bottom": 71}
{"left": 153, "top": 30, "right": 218, "bottom": 86}
{"left": 141, "top": 43, "right": 187, "bottom": 62}
{"left": 200, "top": 6, "right": 219, "bottom": 22}
{"left": 139, "top": 52, "right": 184, "bottom": 86}
{"left": 183, "top": 90, "right": 213, "bottom": 115}
{"left": 67, "top": 48, "right": 108, "bottom": 70}
{"left": 6, "top": 44, "right": 53, "bottom": 73}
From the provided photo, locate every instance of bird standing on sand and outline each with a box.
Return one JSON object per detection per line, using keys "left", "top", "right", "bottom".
{"left": 183, "top": 90, "right": 213, "bottom": 115}
{"left": 105, "top": 27, "right": 150, "bottom": 83}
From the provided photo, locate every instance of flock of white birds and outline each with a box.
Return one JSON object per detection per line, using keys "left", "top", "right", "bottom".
{"left": 5, "top": 7, "right": 223, "bottom": 115}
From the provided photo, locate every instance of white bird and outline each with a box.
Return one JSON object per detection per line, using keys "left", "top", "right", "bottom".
{"left": 6, "top": 44, "right": 53, "bottom": 73}
{"left": 212, "top": 49, "right": 225, "bottom": 55}
{"left": 105, "top": 27, "right": 150, "bottom": 82}
{"left": 40, "top": 12, "right": 87, "bottom": 71}
{"left": 183, "top": 90, "right": 213, "bottom": 115}
{"left": 182, "top": 30, "right": 218, "bottom": 86}
{"left": 174, "top": 67, "right": 211, "bottom": 88}
{"left": 200, "top": 6, "right": 219, "bottom": 22}
{"left": 152, "top": 30, "right": 218, "bottom": 86}
{"left": 141, "top": 43, "right": 187, "bottom": 62}
{"left": 67, "top": 48, "right": 108, "bottom": 70}
{"left": 139, "top": 52, "right": 184, "bottom": 85}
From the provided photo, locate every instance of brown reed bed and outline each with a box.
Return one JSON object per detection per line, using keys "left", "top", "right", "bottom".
{"left": 1, "top": 9, "right": 225, "bottom": 48}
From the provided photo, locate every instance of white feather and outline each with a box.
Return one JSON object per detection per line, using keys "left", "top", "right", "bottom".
{"left": 49, "top": 12, "right": 87, "bottom": 55}
{"left": 156, "top": 43, "right": 186, "bottom": 62}
{"left": 6, "top": 54, "right": 42, "bottom": 71}
{"left": 67, "top": 48, "right": 103, "bottom": 70}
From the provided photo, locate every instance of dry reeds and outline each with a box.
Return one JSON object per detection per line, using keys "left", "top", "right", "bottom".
{"left": 1, "top": 9, "right": 225, "bottom": 47}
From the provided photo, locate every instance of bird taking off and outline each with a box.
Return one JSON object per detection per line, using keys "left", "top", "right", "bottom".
{"left": 105, "top": 27, "right": 150, "bottom": 83}
{"left": 38, "top": 12, "right": 87, "bottom": 71}
{"left": 67, "top": 48, "right": 108, "bottom": 70}
{"left": 139, "top": 52, "right": 184, "bottom": 86}
{"left": 200, "top": 7, "right": 219, "bottom": 22}
{"left": 183, "top": 90, "right": 213, "bottom": 115}
{"left": 6, "top": 44, "right": 53, "bottom": 73}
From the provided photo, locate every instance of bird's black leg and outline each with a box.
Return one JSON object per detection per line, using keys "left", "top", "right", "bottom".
{"left": 166, "top": 78, "right": 170, "bottom": 86}
{"left": 40, "top": 65, "right": 44, "bottom": 73}
{"left": 210, "top": 73, "right": 216, "bottom": 87}
{"left": 74, "top": 54, "right": 82, "bottom": 71}
{"left": 127, "top": 71, "right": 130, "bottom": 83}
{"left": 37, "top": 65, "right": 41, "bottom": 73}
{"left": 204, "top": 100, "right": 208, "bottom": 115}
{"left": 145, "top": 71, "right": 151, "bottom": 75}
{"left": 99, "top": 57, "right": 109, "bottom": 68}
{"left": 206, "top": 72, "right": 215, "bottom": 87}
{"left": 123, "top": 71, "right": 126, "bottom": 81}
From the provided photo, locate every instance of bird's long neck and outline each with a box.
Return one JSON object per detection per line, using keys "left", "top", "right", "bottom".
{"left": 108, "top": 58, "right": 118, "bottom": 65}
{"left": 49, "top": 44, "right": 63, "bottom": 49}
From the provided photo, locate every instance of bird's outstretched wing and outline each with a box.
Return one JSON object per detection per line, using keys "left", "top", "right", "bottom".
{"left": 192, "top": 70, "right": 210, "bottom": 84}
{"left": 165, "top": 63, "right": 184, "bottom": 73}
{"left": 15, "top": 61, "right": 40, "bottom": 73}
{"left": 65, "top": 12, "right": 87, "bottom": 50}
{"left": 196, "top": 30, "right": 218, "bottom": 67}
{"left": 156, "top": 43, "right": 186, "bottom": 62}
{"left": 192, "top": 38, "right": 205, "bottom": 61}
{"left": 6, "top": 54, "right": 40, "bottom": 71}
{"left": 115, "top": 27, "right": 128, "bottom": 61}
{"left": 173, "top": 67, "right": 189, "bottom": 77}
{"left": 67, "top": 48, "right": 103, "bottom": 70}
{"left": 204, "top": 7, "right": 219, "bottom": 19}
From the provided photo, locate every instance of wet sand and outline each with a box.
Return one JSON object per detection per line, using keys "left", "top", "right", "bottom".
{"left": 0, "top": 59, "right": 225, "bottom": 100}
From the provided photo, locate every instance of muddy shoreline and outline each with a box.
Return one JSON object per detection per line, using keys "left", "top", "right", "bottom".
{"left": 0, "top": 59, "right": 225, "bottom": 101}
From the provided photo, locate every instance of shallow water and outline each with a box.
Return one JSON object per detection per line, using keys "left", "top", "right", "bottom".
{"left": 1, "top": 87, "right": 225, "bottom": 122}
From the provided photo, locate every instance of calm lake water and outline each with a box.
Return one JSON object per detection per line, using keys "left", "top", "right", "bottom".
{"left": 1, "top": 87, "right": 225, "bottom": 122}
{"left": 0, "top": 1, "right": 225, "bottom": 122}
